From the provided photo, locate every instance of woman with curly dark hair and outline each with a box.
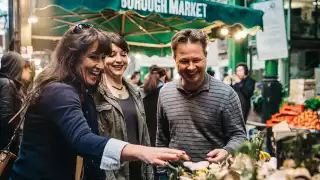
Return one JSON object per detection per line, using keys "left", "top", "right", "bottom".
{"left": 10, "top": 24, "right": 184, "bottom": 180}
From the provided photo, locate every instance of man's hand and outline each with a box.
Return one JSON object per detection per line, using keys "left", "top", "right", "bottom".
{"left": 232, "top": 74, "right": 241, "bottom": 83}
{"left": 206, "top": 149, "right": 228, "bottom": 163}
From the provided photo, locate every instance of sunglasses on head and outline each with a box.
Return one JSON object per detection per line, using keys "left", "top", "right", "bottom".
{"left": 73, "top": 23, "right": 93, "bottom": 34}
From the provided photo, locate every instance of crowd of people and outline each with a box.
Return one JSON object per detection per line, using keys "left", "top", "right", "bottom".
{"left": 0, "top": 24, "right": 251, "bottom": 180}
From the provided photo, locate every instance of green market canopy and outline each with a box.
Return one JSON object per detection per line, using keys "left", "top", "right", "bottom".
{"left": 0, "top": 11, "right": 7, "bottom": 18}
{"left": 32, "top": 0, "right": 264, "bottom": 56}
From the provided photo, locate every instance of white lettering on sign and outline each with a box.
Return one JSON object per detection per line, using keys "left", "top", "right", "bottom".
{"left": 134, "top": 0, "right": 141, "bottom": 10}
{"left": 190, "top": 2, "right": 196, "bottom": 16}
{"left": 203, "top": 4, "right": 207, "bottom": 17}
{"left": 178, "top": 1, "right": 185, "bottom": 16}
{"left": 155, "top": 0, "right": 161, "bottom": 12}
{"left": 141, "top": 0, "right": 147, "bottom": 11}
{"left": 121, "top": 0, "right": 207, "bottom": 18}
{"left": 162, "top": 0, "right": 167, "bottom": 13}
{"left": 169, "top": 0, "right": 179, "bottom": 14}
{"left": 148, "top": 0, "right": 154, "bottom": 11}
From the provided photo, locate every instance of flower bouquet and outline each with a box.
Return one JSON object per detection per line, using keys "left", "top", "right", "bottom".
{"left": 168, "top": 131, "right": 273, "bottom": 180}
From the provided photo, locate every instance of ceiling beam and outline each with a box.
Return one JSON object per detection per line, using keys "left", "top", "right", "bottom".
{"left": 32, "top": 35, "right": 172, "bottom": 48}
{"left": 126, "top": 14, "right": 163, "bottom": 44}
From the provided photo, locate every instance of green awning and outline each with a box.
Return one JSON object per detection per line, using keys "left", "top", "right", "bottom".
{"left": 32, "top": 0, "right": 264, "bottom": 56}
{"left": 0, "top": 10, "right": 7, "bottom": 18}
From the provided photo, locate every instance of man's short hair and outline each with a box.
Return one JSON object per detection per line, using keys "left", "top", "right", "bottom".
{"left": 171, "top": 29, "right": 208, "bottom": 58}
{"left": 236, "top": 62, "right": 249, "bottom": 75}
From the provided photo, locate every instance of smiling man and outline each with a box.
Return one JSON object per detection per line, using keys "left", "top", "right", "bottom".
{"left": 156, "top": 29, "right": 247, "bottom": 178}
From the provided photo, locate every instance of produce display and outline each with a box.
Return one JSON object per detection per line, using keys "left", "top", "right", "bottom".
{"left": 167, "top": 131, "right": 320, "bottom": 180}
{"left": 305, "top": 98, "right": 320, "bottom": 111}
{"left": 168, "top": 132, "right": 268, "bottom": 180}
{"left": 266, "top": 98, "right": 320, "bottom": 130}
{"left": 266, "top": 114, "right": 294, "bottom": 127}
{"left": 266, "top": 104, "right": 303, "bottom": 127}
{"left": 288, "top": 110, "right": 320, "bottom": 130}
{"left": 279, "top": 104, "right": 304, "bottom": 115}
{"left": 165, "top": 94, "right": 320, "bottom": 179}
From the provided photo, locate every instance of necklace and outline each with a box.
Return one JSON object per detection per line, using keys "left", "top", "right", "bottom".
{"left": 112, "top": 85, "right": 123, "bottom": 90}
{"left": 111, "top": 85, "right": 124, "bottom": 99}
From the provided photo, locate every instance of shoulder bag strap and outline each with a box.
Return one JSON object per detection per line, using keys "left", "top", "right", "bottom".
{"left": 75, "top": 88, "right": 84, "bottom": 180}
{"left": 4, "top": 102, "right": 29, "bottom": 151}
{"left": 75, "top": 156, "right": 84, "bottom": 180}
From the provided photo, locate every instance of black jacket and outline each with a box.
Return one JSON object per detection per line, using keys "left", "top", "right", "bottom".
{"left": 0, "top": 52, "right": 25, "bottom": 154}
{"left": 0, "top": 74, "right": 22, "bottom": 154}
{"left": 232, "top": 76, "right": 255, "bottom": 122}
{"left": 142, "top": 85, "right": 163, "bottom": 147}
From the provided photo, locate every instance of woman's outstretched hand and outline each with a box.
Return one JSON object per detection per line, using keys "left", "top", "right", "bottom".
{"left": 121, "top": 144, "right": 186, "bottom": 166}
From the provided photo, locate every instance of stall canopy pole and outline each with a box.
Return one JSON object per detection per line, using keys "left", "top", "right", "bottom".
{"left": 259, "top": 0, "right": 283, "bottom": 157}
{"left": 315, "top": 0, "right": 319, "bottom": 38}
{"left": 286, "top": 0, "right": 292, "bottom": 90}
{"left": 8, "top": 0, "right": 14, "bottom": 51}
{"left": 228, "top": 0, "right": 248, "bottom": 73}
{"left": 8, "top": 0, "right": 21, "bottom": 52}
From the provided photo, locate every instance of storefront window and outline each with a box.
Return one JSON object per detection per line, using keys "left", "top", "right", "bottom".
{"left": 285, "top": 0, "right": 319, "bottom": 39}
{"left": 0, "top": 0, "right": 7, "bottom": 54}
{"left": 290, "top": 50, "right": 320, "bottom": 79}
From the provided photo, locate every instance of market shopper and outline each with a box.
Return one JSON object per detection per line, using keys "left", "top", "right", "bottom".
{"left": 0, "top": 52, "right": 26, "bottom": 155}
{"left": 142, "top": 65, "right": 166, "bottom": 147}
{"left": 142, "top": 65, "right": 166, "bottom": 180}
{"left": 207, "top": 69, "right": 215, "bottom": 77}
{"left": 232, "top": 63, "right": 255, "bottom": 123}
{"left": 156, "top": 29, "right": 247, "bottom": 177}
{"left": 10, "top": 24, "right": 185, "bottom": 180}
{"left": 21, "top": 61, "right": 34, "bottom": 94}
{"left": 95, "top": 32, "right": 153, "bottom": 180}
{"left": 130, "top": 71, "right": 142, "bottom": 87}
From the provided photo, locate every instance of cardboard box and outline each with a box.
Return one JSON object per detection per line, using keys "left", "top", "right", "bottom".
{"left": 290, "top": 79, "right": 315, "bottom": 91}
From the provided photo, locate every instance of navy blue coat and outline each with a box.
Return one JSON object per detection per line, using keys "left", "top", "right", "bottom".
{"left": 10, "top": 82, "right": 109, "bottom": 180}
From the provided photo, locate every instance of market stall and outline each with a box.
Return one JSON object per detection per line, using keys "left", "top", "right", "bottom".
{"left": 31, "top": 0, "right": 264, "bottom": 56}
{"left": 166, "top": 131, "right": 320, "bottom": 180}
{"left": 175, "top": 77, "right": 320, "bottom": 180}
{"left": 259, "top": 78, "right": 320, "bottom": 179}
{"left": 265, "top": 79, "right": 320, "bottom": 130}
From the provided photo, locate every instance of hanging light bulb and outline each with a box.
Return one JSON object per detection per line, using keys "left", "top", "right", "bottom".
{"left": 210, "top": 26, "right": 230, "bottom": 39}
{"left": 233, "top": 31, "right": 242, "bottom": 40}
{"left": 28, "top": 17, "right": 38, "bottom": 23}
{"left": 239, "top": 31, "right": 247, "bottom": 38}
{"left": 220, "top": 27, "right": 229, "bottom": 36}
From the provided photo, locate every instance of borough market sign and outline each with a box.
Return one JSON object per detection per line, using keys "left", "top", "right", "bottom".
{"left": 35, "top": 0, "right": 263, "bottom": 29}
{"left": 121, "top": 0, "right": 208, "bottom": 18}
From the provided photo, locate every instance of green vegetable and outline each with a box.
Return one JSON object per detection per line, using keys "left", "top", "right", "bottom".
{"left": 232, "top": 131, "right": 264, "bottom": 161}
{"left": 304, "top": 98, "right": 320, "bottom": 111}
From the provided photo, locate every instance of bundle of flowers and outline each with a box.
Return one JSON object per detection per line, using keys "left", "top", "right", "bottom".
{"left": 168, "top": 131, "right": 320, "bottom": 180}
{"left": 168, "top": 152, "right": 274, "bottom": 180}
{"left": 168, "top": 131, "right": 268, "bottom": 180}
